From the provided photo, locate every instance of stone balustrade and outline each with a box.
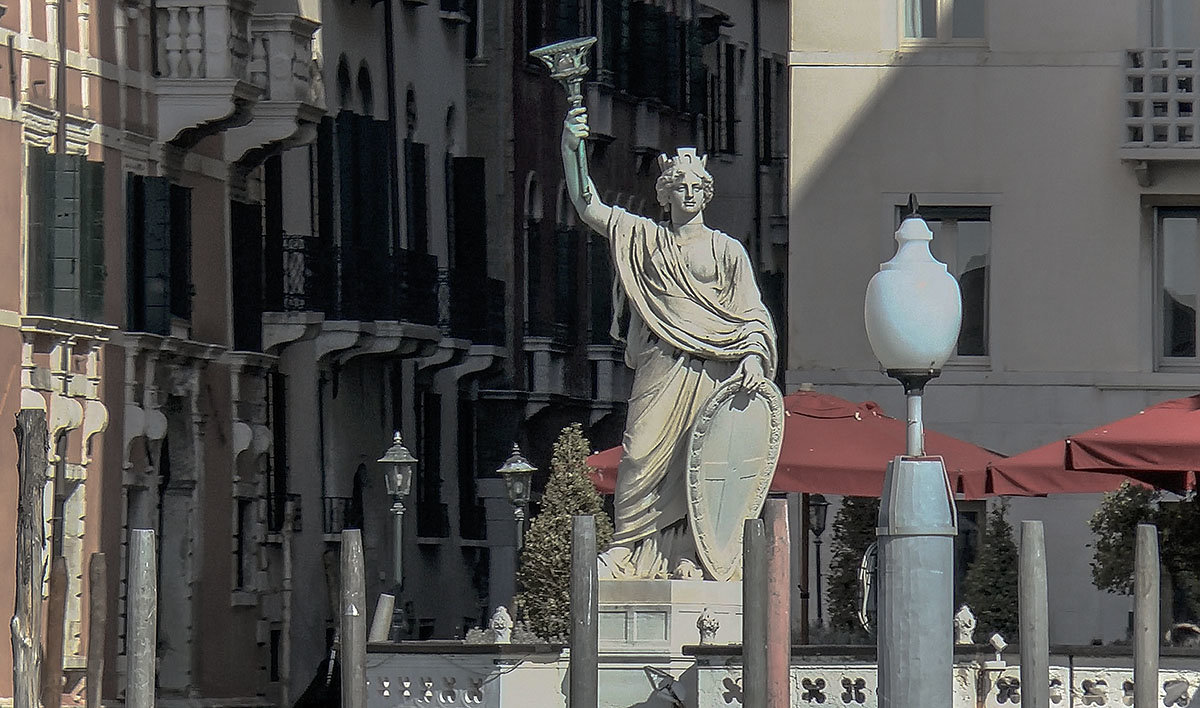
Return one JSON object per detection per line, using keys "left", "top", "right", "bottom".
{"left": 156, "top": 0, "right": 252, "bottom": 81}
{"left": 246, "top": 14, "right": 320, "bottom": 105}
{"left": 365, "top": 643, "right": 1200, "bottom": 708}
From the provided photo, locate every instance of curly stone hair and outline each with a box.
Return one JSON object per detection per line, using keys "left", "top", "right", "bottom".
{"left": 654, "top": 148, "right": 715, "bottom": 210}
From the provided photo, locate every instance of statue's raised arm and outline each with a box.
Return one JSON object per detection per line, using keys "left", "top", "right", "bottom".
{"left": 561, "top": 107, "right": 612, "bottom": 233}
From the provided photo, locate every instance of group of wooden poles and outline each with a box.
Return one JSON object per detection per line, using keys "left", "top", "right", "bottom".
{"left": 13, "top": 488, "right": 1166, "bottom": 708}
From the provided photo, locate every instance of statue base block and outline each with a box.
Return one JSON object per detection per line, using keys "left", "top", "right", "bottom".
{"left": 598, "top": 579, "right": 743, "bottom": 653}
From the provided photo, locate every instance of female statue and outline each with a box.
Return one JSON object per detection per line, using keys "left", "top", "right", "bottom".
{"left": 561, "top": 106, "right": 779, "bottom": 579}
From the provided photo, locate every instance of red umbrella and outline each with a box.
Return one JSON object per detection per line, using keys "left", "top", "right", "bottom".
{"left": 586, "top": 390, "right": 1001, "bottom": 499}
{"left": 988, "top": 395, "right": 1200, "bottom": 495}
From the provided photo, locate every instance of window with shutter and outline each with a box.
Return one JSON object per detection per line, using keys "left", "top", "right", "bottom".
{"left": 687, "top": 19, "right": 705, "bottom": 115}
{"left": 168, "top": 185, "right": 192, "bottom": 321}
{"left": 664, "top": 12, "right": 680, "bottom": 108}
{"left": 26, "top": 148, "right": 53, "bottom": 316}
{"left": 588, "top": 232, "right": 613, "bottom": 343}
{"left": 141, "top": 176, "right": 172, "bottom": 335}
{"left": 51, "top": 155, "right": 82, "bottom": 320}
{"left": 405, "top": 140, "right": 429, "bottom": 254}
{"left": 555, "top": 226, "right": 578, "bottom": 338}
{"left": 80, "top": 160, "right": 105, "bottom": 322}
{"left": 231, "top": 199, "right": 264, "bottom": 352}
{"left": 452, "top": 156, "right": 487, "bottom": 280}
{"left": 628, "top": 2, "right": 648, "bottom": 96}
{"left": 26, "top": 150, "right": 106, "bottom": 322}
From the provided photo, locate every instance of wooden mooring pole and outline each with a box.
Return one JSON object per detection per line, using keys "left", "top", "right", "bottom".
{"left": 340, "top": 529, "right": 367, "bottom": 708}
{"left": 42, "top": 556, "right": 67, "bottom": 708}
{"left": 12, "top": 409, "right": 48, "bottom": 708}
{"left": 1019, "top": 521, "right": 1049, "bottom": 708}
{"left": 743, "top": 518, "right": 768, "bottom": 708}
{"left": 764, "top": 500, "right": 790, "bottom": 708}
{"left": 86, "top": 553, "right": 107, "bottom": 708}
{"left": 1134, "top": 524, "right": 1159, "bottom": 708}
{"left": 127, "top": 529, "right": 157, "bottom": 708}
{"left": 569, "top": 515, "right": 598, "bottom": 708}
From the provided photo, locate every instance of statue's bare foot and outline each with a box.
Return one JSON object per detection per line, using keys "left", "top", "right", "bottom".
{"left": 672, "top": 558, "right": 704, "bottom": 580}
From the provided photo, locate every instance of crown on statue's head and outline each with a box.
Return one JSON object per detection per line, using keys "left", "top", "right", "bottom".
{"left": 657, "top": 147, "right": 708, "bottom": 175}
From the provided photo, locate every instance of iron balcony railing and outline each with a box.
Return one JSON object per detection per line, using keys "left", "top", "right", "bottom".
{"left": 264, "top": 235, "right": 440, "bottom": 324}
{"left": 443, "top": 270, "right": 506, "bottom": 345}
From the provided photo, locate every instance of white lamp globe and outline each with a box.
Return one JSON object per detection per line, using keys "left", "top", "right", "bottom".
{"left": 864, "top": 197, "right": 963, "bottom": 379}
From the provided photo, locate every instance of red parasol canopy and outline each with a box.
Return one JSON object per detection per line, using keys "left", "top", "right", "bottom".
{"left": 586, "top": 390, "right": 1002, "bottom": 499}
{"left": 988, "top": 395, "right": 1200, "bottom": 495}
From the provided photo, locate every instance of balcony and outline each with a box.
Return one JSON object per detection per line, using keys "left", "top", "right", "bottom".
{"left": 224, "top": 13, "right": 324, "bottom": 169}
{"left": 263, "top": 234, "right": 439, "bottom": 325}
{"left": 1120, "top": 48, "right": 1200, "bottom": 179}
{"left": 156, "top": 0, "right": 262, "bottom": 147}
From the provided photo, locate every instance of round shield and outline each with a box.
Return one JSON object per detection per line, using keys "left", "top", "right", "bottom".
{"left": 686, "top": 378, "right": 784, "bottom": 581}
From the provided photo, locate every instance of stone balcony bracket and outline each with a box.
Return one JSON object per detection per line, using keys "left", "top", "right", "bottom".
{"left": 155, "top": 0, "right": 263, "bottom": 147}
{"left": 224, "top": 13, "right": 324, "bottom": 169}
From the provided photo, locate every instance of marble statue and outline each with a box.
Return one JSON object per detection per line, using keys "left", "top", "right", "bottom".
{"left": 561, "top": 106, "right": 779, "bottom": 580}
{"left": 489, "top": 606, "right": 513, "bottom": 644}
{"left": 953, "top": 604, "right": 976, "bottom": 645}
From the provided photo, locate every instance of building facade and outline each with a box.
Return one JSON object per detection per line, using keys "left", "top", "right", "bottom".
{"left": 2, "top": 0, "right": 323, "bottom": 704}
{"left": 788, "top": 0, "right": 1200, "bottom": 642}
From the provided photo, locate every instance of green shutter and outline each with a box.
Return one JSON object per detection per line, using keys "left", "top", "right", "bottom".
{"left": 406, "top": 141, "right": 428, "bottom": 254}
{"left": 80, "top": 159, "right": 106, "bottom": 323}
{"left": 664, "top": 12, "right": 680, "bottom": 108}
{"left": 51, "top": 155, "right": 81, "bottom": 320}
{"left": 687, "top": 19, "right": 705, "bottom": 115}
{"left": 168, "top": 184, "right": 192, "bottom": 321}
{"left": 142, "top": 176, "right": 171, "bottom": 335}
{"left": 26, "top": 148, "right": 53, "bottom": 316}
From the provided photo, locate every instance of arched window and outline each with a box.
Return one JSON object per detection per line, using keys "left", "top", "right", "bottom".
{"left": 336, "top": 55, "right": 352, "bottom": 109}
{"left": 524, "top": 172, "right": 543, "bottom": 327}
{"left": 357, "top": 64, "right": 374, "bottom": 115}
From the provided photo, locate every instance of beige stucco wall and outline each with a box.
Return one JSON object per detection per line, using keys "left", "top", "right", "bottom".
{"left": 788, "top": 0, "right": 1200, "bottom": 643}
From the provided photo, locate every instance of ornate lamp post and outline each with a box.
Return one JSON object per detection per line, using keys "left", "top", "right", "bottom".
{"left": 863, "top": 195, "right": 962, "bottom": 708}
{"left": 378, "top": 431, "right": 417, "bottom": 587}
{"left": 808, "top": 493, "right": 830, "bottom": 623}
{"left": 497, "top": 444, "right": 536, "bottom": 549}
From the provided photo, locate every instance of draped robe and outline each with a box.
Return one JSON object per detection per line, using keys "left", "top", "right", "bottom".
{"left": 605, "top": 206, "right": 778, "bottom": 577}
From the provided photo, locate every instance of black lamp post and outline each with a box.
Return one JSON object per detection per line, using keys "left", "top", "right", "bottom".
{"left": 497, "top": 443, "right": 536, "bottom": 549}
{"left": 378, "top": 431, "right": 417, "bottom": 587}
{"left": 808, "top": 493, "right": 830, "bottom": 622}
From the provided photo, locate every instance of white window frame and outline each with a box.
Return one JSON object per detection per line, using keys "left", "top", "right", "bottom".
{"left": 1154, "top": 206, "right": 1200, "bottom": 371}
{"left": 884, "top": 194, "right": 994, "bottom": 369}
{"left": 899, "top": 0, "right": 988, "bottom": 47}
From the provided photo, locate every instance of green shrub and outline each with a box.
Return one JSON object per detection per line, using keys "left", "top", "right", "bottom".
{"left": 962, "top": 501, "right": 1019, "bottom": 639}
{"left": 514, "top": 423, "right": 614, "bottom": 640}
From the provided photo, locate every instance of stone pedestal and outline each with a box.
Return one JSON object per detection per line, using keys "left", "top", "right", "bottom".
{"left": 598, "top": 579, "right": 742, "bottom": 653}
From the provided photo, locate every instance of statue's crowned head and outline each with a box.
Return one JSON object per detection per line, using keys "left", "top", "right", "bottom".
{"left": 655, "top": 147, "right": 715, "bottom": 211}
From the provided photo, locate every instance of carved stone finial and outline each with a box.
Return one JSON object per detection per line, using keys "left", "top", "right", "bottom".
{"left": 953, "top": 604, "right": 976, "bottom": 645}
{"left": 489, "top": 606, "right": 513, "bottom": 644}
{"left": 697, "top": 607, "right": 719, "bottom": 644}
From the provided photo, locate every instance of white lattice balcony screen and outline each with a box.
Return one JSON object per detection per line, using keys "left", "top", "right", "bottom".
{"left": 1125, "top": 49, "right": 1200, "bottom": 146}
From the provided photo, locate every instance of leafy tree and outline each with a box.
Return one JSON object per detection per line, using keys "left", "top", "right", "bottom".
{"left": 514, "top": 423, "right": 614, "bottom": 640}
{"left": 1089, "top": 482, "right": 1200, "bottom": 622}
{"left": 826, "top": 496, "right": 879, "bottom": 637}
{"left": 962, "top": 501, "right": 1019, "bottom": 639}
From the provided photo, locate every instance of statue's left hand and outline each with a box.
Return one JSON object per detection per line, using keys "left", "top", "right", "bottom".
{"left": 733, "top": 355, "right": 768, "bottom": 392}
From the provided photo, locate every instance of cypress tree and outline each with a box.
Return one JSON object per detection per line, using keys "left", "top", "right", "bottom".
{"left": 514, "top": 423, "right": 614, "bottom": 640}
{"left": 962, "top": 501, "right": 1019, "bottom": 639}
{"left": 825, "top": 496, "right": 879, "bottom": 637}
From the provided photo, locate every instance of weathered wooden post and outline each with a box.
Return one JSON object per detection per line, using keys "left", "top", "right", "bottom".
{"left": 1134, "top": 524, "right": 1159, "bottom": 708}
{"left": 43, "top": 556, "right": 68, "bottom": 708}
{"left": 368, "top": 593, "right": 395, "bottom": 643}
{"left": 744, "top": 518, "right": 768, "bottom": 708}
{"left": 569, "top": 515, "right": 598, "bottom": 708}
{"left": 764, "top": 499, "right": 790, "bottom": 707}
{"left": 1019, "top": 521, "right": 1049, "bottom": 708}
{"left": 341, "top": 529, "right": 367, "bottom": 708}
{"left": 12, "top": 409, "right": 48, "bottom": 708}
{"left": 86, "top": 553, "right": 107, "bottom": 708}
{"left": 127, "top": 529, "right": 157, "bottom": 708}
